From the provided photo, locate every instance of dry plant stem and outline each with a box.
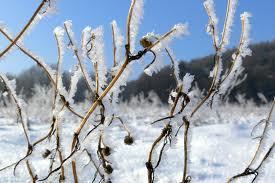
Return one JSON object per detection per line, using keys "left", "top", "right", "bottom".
{"left": 181, "top": 117, "right": 190, "bottom": 183}
{"left": 0, "top": 28, "right": 84, "bottom": 119}
{"left": 247, "top": 99, "right": 275, "bottom": 167}
{"left": 190, "top": 53, "right": 220, "bottom": 117}
{"left": 165, "top": 48, "right": 179, "bottom": 86}
{"left": 0, "top": 104, "right": 66, "bottom": 174}
{"left": 26, "top": 160, "right": 37, "bottom": 183}
{"left": 38, "top": 147, "right": 79, "bottom": 181}
{"left": 69, "top": 20, "right": 178, "bottom": 180}
{"left": 51, "top": 50, "right": 64, "bottom": 181}
{"left": 53, "top": 32, "right": 63, "bottom": 108}
{"left": 146, "top": 125, "right": 168, "bottom": 183}
{"left": 191, "top": 0, "right": 238, "bottom": 117}
{"left": 147, "top": 86, "right": 183, "bottom": 183}
{"left": 109, "top": 115, "right": 131, "bottom": 136}
{"left": 227, "top": 99, "right": 275, "bottom": 183}
{"left": 0, "top": 0, "right": 47, "bottom": 58}
{"left": 148, "top": 29, "right": 177, "bottom": 50}
{"left": 64, "top": 23, "right": 94, "bottom": 93}
{"left": 220, "top": 0, "right": 233, "bottom": 48}
{"left": 227, "top": 143, "right": 275, "bottom": 183}
{"left": 0, "top": 75, "right": 31, "bottom": 146}
{"left": 170, "top": 85, "right": 183, "bottom": 116}
{"left": 95, "top": 62, "right": 99, "bottom": 94}
{"left": 220, "top": 17, "right": 246, "bottom": 84}
{"left": 98, "top": 134, "right": 109, "bottom": 173}
{"left": 0, "top": 28, "right": 54, "bottom": 84}
{"left": 203, "top": 5, "right": 218, "bottom": 49}
{"left": 58, "top": 150, "right": 65, "bottom": 181}
{"left": 126, "top": 0, "right": 137, "bottom": 47}
{"left": 71, "top": 59, "right": 129, "bottom": 151}
{"left": 82, "top": 149, "right": 104, "bottom": 182}
{"left": 72, "top": 161, "right": 79, "bottom": 183}
{"left": 111, "top": 24, "right": 117, "bottom": 67}
{"left": 252, "top": 143, "right": 275, "bottom": 181}
{"left": 56, "top": 117, "right": 65, "bottom": 181}
{"left": 46, "top": 106, "right": 65, "bottom": 181}
{"left": 69, "top": 59, "right": 129, "bottom": 183}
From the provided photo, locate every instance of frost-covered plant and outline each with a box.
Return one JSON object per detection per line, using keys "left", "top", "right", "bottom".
{"left": 0, "top": 0, "right": 273, "bottom": 183}
{"left": 0, "top": 0, "right": 56, "bottom": 59}
{"left": 191, "top": 0, "right": 252, "bottom": 116}
{"left": 227, "top": 98, "right": 275, "bottom": 183}
{"left": 0, "top": 0, "right": 188, "bottom": 181}
{"left": 146, "top": 0, "right": 254, "bottom": 182}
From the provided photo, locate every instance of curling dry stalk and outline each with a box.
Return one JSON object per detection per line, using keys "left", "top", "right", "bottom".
{"left": 248, "top": 99, "right": 275, "bottom": 167}
{"left": 227, "top": 99, "right": 275, "bottom": 183}
{"left": 146, "top": 85, "right": 183, "bottom": 183}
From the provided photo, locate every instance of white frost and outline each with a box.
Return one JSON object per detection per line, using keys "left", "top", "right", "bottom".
{"left": 128, "top": 0, "right": 144, "bottom": 52}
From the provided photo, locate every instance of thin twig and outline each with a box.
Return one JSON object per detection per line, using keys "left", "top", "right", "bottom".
{"left": 26, "top": 160, "right": 37, "bottom": 183}
{"left": 0, "top": 0, "right": 47, "bottom": 58}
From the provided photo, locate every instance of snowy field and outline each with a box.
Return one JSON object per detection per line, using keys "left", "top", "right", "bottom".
{"left": 0, "top": 102, "right": 274, "bottom": 183}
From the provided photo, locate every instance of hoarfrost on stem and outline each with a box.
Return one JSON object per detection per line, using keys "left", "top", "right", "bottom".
{"left": 128, "top": 0, "right": 144, "bottom": 53}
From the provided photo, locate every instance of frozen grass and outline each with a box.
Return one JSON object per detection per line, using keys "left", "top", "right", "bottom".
{"left": 0, "top": 101, "right": 274, "bottom": 182}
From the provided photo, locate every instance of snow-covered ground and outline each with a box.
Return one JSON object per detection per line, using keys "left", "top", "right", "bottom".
{"left": 0, "top": 103, "right": 274, "bottom": 183}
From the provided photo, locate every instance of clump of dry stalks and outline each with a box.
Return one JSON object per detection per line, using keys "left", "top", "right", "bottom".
{"left": 0, "top": 0, "right": 274, "bottom": 183}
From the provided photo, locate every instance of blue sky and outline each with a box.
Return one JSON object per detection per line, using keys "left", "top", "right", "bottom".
{"left": 0, "top": 0, "right": 275, "bottom": 79}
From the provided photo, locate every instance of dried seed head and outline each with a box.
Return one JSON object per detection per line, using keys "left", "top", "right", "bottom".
{"left": 105, "top": 164, "right": 113, "bottom": 174}
{"left": 102, "top": 146, "right": 111, "bottom": 156}
{"left": 42, "top": 149, "right": 51, "bottom": 159}
{"left": 124, "top": 135, "right": 134, "bottom": 145}
{"left": 140, "top": 37, "right": 153, "bottom": 48}
{"left": 59, "top": 175, "right": 65, "bottom": 181}
{"left": 140, "top": 32, "right": 157, "bottom": 48}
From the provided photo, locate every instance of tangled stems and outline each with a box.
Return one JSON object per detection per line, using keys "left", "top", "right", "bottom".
{"left": 70, "top": 48, "right": 137, "bottom": 182}
{"left": 191, "top": 0, "right": 242, "bottom": 116}
{"left": 0, "top": 75, "right": 30, "bottom": 147}
{"left": 227, "top": 143, "right": 275, "bottom": 183}
{"left": 227, "top": 99, "right": 275, "bottom": 183}
{"left": 146, "top": 124, "right": 172, "bottom": 183}
{"left": 0, "top": 28, "right": 84, "bottom": 120}
{"left": 69, "top": 25, "right": 180, "bottom": 181}
{"left": 63, "top": 22, "right": 94, "bottom": 93}
{"left": 146, "top": 85, "right": 184, "bottom": 183}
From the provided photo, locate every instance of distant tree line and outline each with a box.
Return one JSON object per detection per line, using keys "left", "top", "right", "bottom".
{"left": 1, "top": 40, "right": 275, "bottom": 104}
{"left": 123, "top": 40, "right": 275, "bottom": 103}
